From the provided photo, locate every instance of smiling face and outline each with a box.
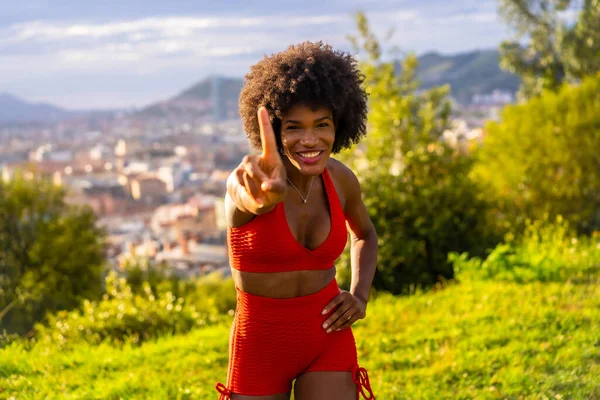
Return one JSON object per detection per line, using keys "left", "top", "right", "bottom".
{"left": 280, "top": 104, "right": 335, "bottom": 176}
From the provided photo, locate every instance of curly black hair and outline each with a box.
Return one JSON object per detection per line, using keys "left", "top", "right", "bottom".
{"left": 239, "top": 41, "right": 368, "bottom": 154}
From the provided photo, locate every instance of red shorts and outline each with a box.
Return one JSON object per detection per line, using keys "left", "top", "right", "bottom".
{"left": 215, "top": 278, "right": 375, "bottom": 399}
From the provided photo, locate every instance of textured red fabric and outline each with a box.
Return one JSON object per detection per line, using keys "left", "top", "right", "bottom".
{"left": 217, "top": 167, "right": 375, "bottom": 399}
{"left": 215, "top": 279, "right": 375, "bottom": 399}
{"left": 227, "top": 168, "right": 348, "bottom": 272}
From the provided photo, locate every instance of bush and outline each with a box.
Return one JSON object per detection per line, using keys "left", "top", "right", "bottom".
{"left": 0, "top": 330, "right": 22, "bottom": 349}
{"left": 451, "top": 216, "right": 600, "bottom": 283}
{"left": 187, "top": 272, "right": 236, "bottom": 315}
{"left": 123, "top": 260, "right": 237, "bottom": 316}
{"left": 0, "top": 176, "right": 105, "bottom": 335}
{"left": 365, "top": 143, "right": 500, "bottom": 294}
{"left": 473, "top": 73, "right": 600, "bottom": 233}
{"left": 340, "top": 13, "right": 501, "bottom": 295}
{"left": 34, "top": 271, "right": 234, "bottom": 347}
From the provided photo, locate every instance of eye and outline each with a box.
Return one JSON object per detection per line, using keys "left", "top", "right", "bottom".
{"left": 286, "top": 125, "right": 301, "bottom": 131}
{"left": 316, "top": 122, "right": 330, "bottom": 128}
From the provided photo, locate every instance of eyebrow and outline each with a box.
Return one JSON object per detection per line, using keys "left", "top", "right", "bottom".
{"left": 283, "top": 116, "right": 332, "bottom": 124}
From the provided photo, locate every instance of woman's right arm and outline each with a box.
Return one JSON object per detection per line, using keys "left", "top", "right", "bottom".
{"left": 225, "top": 107, "right": 287, "bottom": 227}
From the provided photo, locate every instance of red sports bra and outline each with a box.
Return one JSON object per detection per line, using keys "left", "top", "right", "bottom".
{"left": 227, "top": 168, "right": 348, "bottom": 272}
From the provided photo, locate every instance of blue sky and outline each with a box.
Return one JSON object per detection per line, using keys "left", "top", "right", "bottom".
{"left": 0, "top": 0, "right": 511, "bottom": 109}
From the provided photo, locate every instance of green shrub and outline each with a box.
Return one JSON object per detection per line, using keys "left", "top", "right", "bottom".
{"left": 339, "top": 14, "right": 501, "bottom": 295}
{"left": 365, "top": 144, "right": 500, "bottom": 294}
{"left": 34, "top": 271, "right": 232, "bottom": 347}
{"left": 124, "top": 260, "right": 237, "bottom": 317}
{"left": 473, "top": 73, "right": 600, "bottom": 233}
{"left": 0, "top": 330, "right": 22, "bottom": 349}
{"left": 187, "top": 272, "right": 236, "bottom": 315}
{"left": 451, "top": 216, "right": 600, "bottom": 283}
{"left": 0, "top": 175, "right": 105, "bottom": 335}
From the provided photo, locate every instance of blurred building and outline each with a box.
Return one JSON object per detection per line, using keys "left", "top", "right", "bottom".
{"left": 130, "top": 174, "right": 168, "bottom": 203}
{"left": 150, "top": 194, "right": 220, "bottom": 242}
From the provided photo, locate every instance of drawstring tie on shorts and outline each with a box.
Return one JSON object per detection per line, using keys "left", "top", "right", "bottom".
{"left": 216, "top": 367, "right": 375, "bottom": 399}
{"left": 353, "top": 364, "right": 376, "bottom": 399}
{"left": 215, "top": 382, "right": 231, "bottom": 400}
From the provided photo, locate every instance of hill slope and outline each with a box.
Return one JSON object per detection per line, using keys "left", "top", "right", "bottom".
{"left": 0, "top": 93, "right": 71, "bottom": 124}
{"left": 1, "top": 49, "right": 519, "bottom": 125}
{"left": 2, "top": 277, "right": 597, "bottom": 399}
{"left": 414, "top": 49, "right": 520, "bottom": 104}
{"left": 136, "top": 76, "right": 243, "bottom": 122}
{"left": 135, "top": 49, "right": 520, "bottom": 123}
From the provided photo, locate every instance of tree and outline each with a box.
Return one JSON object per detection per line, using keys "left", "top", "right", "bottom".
{"left": 0, "top": 176, "right": 105, "bottom": 335}
{"left": 499, "top": 0, "right": 600, "bottom": 99}
{"left": 340, "top": 13, "right": 498, "bottom": 294}
{"left": 473, "top": 73, "right": 600, "bottom": 233}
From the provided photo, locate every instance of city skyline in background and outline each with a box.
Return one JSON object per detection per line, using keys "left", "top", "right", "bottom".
{"left": 1, "top": 0, "right": 511, "bottom": 110}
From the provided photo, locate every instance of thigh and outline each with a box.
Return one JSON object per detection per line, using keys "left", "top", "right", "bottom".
{"left": 231, "top": 392, "right": 291, "bottom": 400}
{"left": 225, "top": 313, "right": 301, "bottom": 396}
{"left": 294, "top": 371, "right": 356, "bottom": 400}
{"left": 305, "top": 327, "right": 357, "bottom": 372}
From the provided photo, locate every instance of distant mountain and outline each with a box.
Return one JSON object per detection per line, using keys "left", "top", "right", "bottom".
{"left": 2, "top": 49, "right": 516, "bottom": 126}
{"left": 0, "top": 93, "right": 71, "bottom": 124}
{"left": 136, "top": 76, "right": 243, "bottom": 122}
{"left": 414, "top": 49, "right": 520, "bottom": 105}
{"left": 143, "top": 50, "right": 518, "bottom": 122}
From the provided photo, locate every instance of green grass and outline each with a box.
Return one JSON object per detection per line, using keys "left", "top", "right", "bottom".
{"left": 1, "top": 278, "right": 599, "bottom": 399}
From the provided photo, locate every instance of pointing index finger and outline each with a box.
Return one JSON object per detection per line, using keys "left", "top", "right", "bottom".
{"left": 258, "top": 107, "right": 278, "bottom": 162}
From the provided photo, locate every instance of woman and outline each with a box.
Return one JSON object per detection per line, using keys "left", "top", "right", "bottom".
{"left": 216, "top": 41, "right": 378, "bottom": 400}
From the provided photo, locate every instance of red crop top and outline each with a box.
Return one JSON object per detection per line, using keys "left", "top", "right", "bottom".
{"left": 227, "top": 168, "right": 348, "bottom": 272}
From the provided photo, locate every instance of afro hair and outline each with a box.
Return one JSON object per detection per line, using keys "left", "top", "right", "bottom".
{"left": 239, "top": 41, "right": 368, "bottom": 154}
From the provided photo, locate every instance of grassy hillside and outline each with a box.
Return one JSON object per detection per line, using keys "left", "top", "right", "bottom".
{"left": 1, "top": 277, "right": 598, "bottom": 399}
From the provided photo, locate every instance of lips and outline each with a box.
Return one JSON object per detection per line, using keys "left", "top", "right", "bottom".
{"left": 297, "top": 150, "right": 324, "bottom": 165}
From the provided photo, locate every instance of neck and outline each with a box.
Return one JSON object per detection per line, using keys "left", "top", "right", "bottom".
{"left": 283, "top": 157, "right": 318, "bottom": 192}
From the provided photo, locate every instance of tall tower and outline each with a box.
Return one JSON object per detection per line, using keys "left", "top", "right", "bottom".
{"left": 211, "top": 76, "right": 227, "bottom": 122}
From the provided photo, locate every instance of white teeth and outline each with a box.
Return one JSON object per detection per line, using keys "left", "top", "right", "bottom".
{"left": 299, "top": 151, "right": 321, "bottom": 158}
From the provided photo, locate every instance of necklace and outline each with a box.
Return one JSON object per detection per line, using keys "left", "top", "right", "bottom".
{"left": 286, "top": 177, "right": 315, "bottom": 204}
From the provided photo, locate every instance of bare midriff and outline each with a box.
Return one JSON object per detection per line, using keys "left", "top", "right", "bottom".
{"left": 232, "top": 267, "right": 337, "bottom": 298}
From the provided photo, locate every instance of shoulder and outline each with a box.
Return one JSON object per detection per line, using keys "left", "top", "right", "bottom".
{"left": 327, "top": 157, "right": 358, "bottom": 182}
{"left": 326, "top": 158, "right": 361, "bottom": 205}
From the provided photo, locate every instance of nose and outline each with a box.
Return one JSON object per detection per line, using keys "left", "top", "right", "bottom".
{"left": 300, "top": 129, "right": 319, "bottom": 147}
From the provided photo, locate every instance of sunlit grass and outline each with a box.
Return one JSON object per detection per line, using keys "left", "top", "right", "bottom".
{"left": 1, "top": 276, "right": 598, "bottom": 399}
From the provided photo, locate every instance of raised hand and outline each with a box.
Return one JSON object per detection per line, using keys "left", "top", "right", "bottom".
{"left": 233, "top": 107, "right": 287, "bottom": 212}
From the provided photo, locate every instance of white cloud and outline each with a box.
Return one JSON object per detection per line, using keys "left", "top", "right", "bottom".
{"left": 427, "top": 12, "right": 498, "bottom": 25}
{"left": 371, "top": 10, "right": 419, "bottom": 21}
{"left": 9, "top": 15, "right": 346, "bottom": 42}
{"left": 0, "top": 7, "right": 510, "bottom": 108}
{"left": 0, "top": 14, "right": 349, "bottom": 69}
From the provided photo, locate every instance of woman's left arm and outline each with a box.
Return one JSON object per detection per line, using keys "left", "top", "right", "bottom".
{"left": 321, "top": 164, "right": 378, "bottom": 333}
